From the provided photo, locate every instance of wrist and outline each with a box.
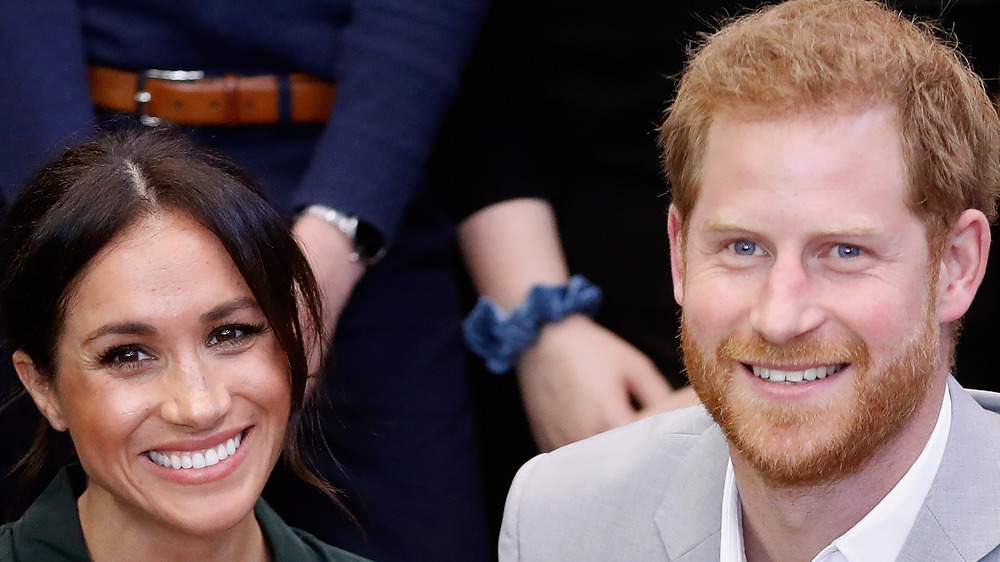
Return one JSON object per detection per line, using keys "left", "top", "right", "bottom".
{"left": 292, "top": 216, "right": 365, "bottom": 314}
{"left": 298, "top": 204, "right": 386, "bottom": 264}
{"left": 517, "top": 313, "right": 592, "bottom": 369}
{"left": 462, "top": 275, "right": 602, "bottom": 374}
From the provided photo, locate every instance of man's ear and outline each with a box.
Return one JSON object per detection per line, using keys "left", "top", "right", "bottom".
{"left": 13, "top": 350, "right": 68, "bottom": 432}
{"left": 936, "top": 209, "right": 990, "bottom": 324}
{"left": 667, "top": 204, "right": 685, "bottom": 306}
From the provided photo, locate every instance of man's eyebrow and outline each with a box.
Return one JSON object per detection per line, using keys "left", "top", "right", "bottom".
{"left": 702, "top": 217, "right": 749, "bottom": 233}
{"left": 701, "top": 217, "right": 880, "bottom": 236}
{"left": 200, "top": 296, "right": 262, "bottom": 324}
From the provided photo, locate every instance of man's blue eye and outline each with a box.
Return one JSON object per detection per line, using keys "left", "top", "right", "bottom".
{"left": 835, "top": 245, "right": 863, "bottom": 258}
{"left": 732, "top": 240, "right": 759, "bottom": 256}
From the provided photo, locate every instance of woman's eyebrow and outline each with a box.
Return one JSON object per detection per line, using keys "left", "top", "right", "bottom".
{"left": 200, "top": 296, "right": 262, "bottom": 324}
{"left": 82, "top": 321, "right": 156, "bottom": 346}
{"left": 80, "top": 297, "right": 262, "bottom": 346}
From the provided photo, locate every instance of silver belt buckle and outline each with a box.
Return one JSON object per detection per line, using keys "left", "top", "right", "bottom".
{"left": 135, "top": 69, "right": 206, "bottom": 126}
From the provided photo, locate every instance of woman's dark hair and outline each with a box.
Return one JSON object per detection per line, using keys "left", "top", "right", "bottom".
{"left": 0, "top": 128, "right": 338, "bottom": 510}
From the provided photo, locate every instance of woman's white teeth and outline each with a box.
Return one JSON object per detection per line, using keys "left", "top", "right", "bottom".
{"left": 148, "top": 432, "right": 243, "bottom": 470}
{"left": 751, "top": 365, "right": 842, "bottom": 384}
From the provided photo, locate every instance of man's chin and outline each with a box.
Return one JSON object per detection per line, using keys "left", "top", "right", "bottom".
{"left": 682, "top": 319, "right": 937, "bottom": 487}
{"left": 726, "top": 407, "right": 863, "bottom": 487}
{"left": 697, "top": 376, "right": 855, "bottom": 486}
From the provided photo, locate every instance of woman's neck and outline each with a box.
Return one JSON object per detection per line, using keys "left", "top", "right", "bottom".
{"left": 77, "top": 488, "right": 270, "bottom": 562}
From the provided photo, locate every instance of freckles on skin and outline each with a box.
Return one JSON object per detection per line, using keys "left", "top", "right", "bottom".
{"left": 46, "top": 211, "right": 294, "bottom": 546}
{"left": 130, "top": 235, "right": 226, "bottom": 319}
{"left": 681, "top": 116, "right": 927, "bottom": 342}
{"left": 677, "top": 108, "right": 947, "bottom": 486}
{"left": 56, "top": 225, "right": 215, "bottom": 439}
{"left": 683, "top": 252, "right": 930, "bottom": 363}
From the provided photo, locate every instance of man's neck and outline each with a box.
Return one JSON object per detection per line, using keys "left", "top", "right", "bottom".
{"left": 735, "top": 379, "right": 946, "bottom": 562}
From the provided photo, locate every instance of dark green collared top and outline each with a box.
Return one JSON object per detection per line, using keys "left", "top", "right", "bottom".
{"left": 0, "top": 467, "right": 370, "bottom": 562}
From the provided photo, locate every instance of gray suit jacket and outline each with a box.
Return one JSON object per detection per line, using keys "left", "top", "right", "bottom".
{"left": 499, "top": 378, "right": 1000, "bottom": 561}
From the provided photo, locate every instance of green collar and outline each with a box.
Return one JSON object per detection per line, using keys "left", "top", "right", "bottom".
{"left": 3, "top": 466, "right": 368, "bottom": 562}
{"left": 3, "top": 467, "right": 89, "bottom": 561}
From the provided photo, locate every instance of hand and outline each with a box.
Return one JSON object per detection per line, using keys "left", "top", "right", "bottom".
{"left": 292, "top": 215, "right": 366, "bottom": 379}
{"left": 645, "top": 384, "right": 700, "bottom": 415}
{"left": 516, "top": 315, "right": 695, "bottom": 452}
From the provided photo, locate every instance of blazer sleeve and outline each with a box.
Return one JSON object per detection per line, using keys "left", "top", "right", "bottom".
{"left": 0, "top": 0, "right": 96, "bottom": 200}
{"left": 288, "top": 0, "right": 489, "bottom": 244}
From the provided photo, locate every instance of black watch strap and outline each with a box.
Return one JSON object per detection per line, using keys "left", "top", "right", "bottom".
{"left": 300, "top": 204, "right": 387, "bottom": 265}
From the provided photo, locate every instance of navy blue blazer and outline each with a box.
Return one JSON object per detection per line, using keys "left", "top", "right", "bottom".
{"left": 0, "top": 2, "right": 490, "bottom": 560}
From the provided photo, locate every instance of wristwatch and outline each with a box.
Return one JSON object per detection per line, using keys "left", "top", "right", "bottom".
{"left": 300, "top": 204, "right": 387, "bottom": 265}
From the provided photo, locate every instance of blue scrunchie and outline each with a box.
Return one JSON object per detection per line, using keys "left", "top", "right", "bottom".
{"left": 462, "top": 275, "right": 602, "bottom": 374}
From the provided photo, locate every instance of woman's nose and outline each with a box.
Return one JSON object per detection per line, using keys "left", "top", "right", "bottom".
{"left": 158, "top": 355, "right": 231, "bottom": 429}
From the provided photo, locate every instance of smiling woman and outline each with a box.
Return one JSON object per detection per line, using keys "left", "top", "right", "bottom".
{"left": 0, "top": 130, "right": 368, "bottom": 561}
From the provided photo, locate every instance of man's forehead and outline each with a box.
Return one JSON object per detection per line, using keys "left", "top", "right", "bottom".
{"left": 681, "top": 105, "right": 915, "bottom": 234}
{"left": 705, "top": 95, "right": 896, "bottom": 127}
{"left": 699, "top": 106, "right": 905, "bottom": 185}
{"left": 703, "top": 103, "right": 902, "bottom": 144}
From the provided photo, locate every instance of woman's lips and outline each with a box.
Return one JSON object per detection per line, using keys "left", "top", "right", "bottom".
{"left": 147, "top": 430, "right": 245, "bottom": 470}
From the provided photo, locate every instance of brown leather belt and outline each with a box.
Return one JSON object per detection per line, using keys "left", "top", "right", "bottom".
{"left": 88, "top": 65, "right": 336, "bottom": 126}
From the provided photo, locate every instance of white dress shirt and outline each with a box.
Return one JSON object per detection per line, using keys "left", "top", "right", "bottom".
{"left": 720, "top": 385, "right": 952, "bottom": 562}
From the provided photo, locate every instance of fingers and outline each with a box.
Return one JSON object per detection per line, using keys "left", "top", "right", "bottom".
{"left": 527, "top": 392, "right": 635, "bottom": 452}
{"left": 673, "top": 386, "right": 701, "bottom": 408}
{"left": 595, "top": 390, "right": 641, "bottom": 431}
{"left": 619, "top": 351, "right": 700, "bottom": 422}
{"left": 622, "top": 354, "right": 673, "bottom": 408}
{"left": 518, "top": 360, "right": 638, "bottom": 451}
{"left": 638, "top": 386, "right": 702, "bottom": 419}
{"left": 518, "top": 317, "right": 684, "bottom": 449}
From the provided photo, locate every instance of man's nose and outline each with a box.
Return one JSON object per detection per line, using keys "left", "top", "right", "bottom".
{"left": 749, "top": 255, "right": 825, "bottom": 345}
{"left": 159, "top": 355, "right": 230, "bottom": 429}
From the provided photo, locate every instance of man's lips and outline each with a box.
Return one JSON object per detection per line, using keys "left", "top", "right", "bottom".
{"left": 748, "top": 363, "right": 848, "bottom": 384}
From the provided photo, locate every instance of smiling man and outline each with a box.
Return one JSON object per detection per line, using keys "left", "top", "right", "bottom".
{"left": 498, "top": 1, "right": 1000, "bottom": 560}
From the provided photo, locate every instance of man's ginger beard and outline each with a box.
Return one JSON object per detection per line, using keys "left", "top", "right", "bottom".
{"left": 680, "top": 297, "right": 940, "bottom": 487}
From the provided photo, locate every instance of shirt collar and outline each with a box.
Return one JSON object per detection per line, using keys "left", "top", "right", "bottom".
{"left": 720, "top": 384, "right": 952, "bottom": 562}
{"left": 720, "top": 456, "right": 746, "bottom": 562}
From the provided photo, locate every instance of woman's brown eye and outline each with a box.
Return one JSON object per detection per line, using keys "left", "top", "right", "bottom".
{"left": 207, "top": 323, "right": 263, "bottom": 347}
{"left": 100, "top": 345, "right": 151, "bottom": 365}
{"left": 218, "top": 327, "right": 239, "bottom": 341}
{"left": 209, "top": 327, "right": 241, "bottom": 346}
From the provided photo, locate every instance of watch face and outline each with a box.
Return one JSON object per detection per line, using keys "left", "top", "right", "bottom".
{"left": 353, "top": 219, "right": 387, "bottom": 262}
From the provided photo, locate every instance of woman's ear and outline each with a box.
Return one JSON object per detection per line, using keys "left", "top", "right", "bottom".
{"left": 13, "top": 350, "right": 68, "bottom": 432}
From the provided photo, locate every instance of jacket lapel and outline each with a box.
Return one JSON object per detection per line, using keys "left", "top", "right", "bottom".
{"left": 654, "top": 422, "right": 730, "bottom": 561}
{"left": 898, "top": 378, "right": 1000, "bottom": 561}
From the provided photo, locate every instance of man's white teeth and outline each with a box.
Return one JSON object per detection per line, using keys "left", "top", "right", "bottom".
{"left": 751, "top": 365, "right": 842, "bottom": 384}
{"left": 148, "top": 432, "right": 243, "bottom": 470}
